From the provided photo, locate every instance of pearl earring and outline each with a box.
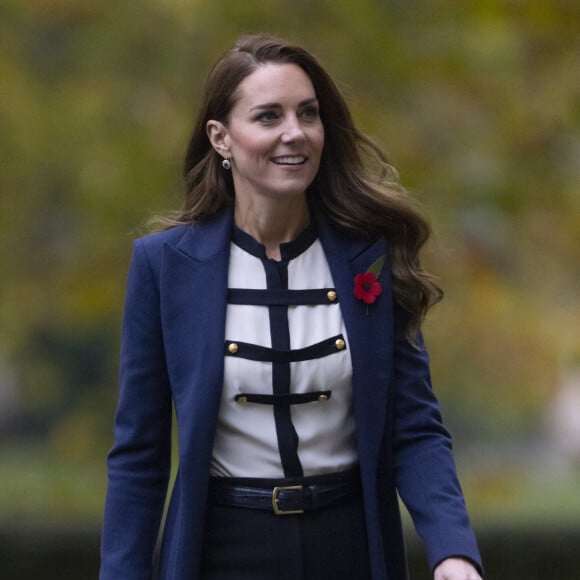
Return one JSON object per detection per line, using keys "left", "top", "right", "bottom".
{"left": 222, "top": 158, "right": 231, "bottom": 170}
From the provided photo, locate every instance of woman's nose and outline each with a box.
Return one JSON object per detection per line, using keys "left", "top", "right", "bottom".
{"left": 280, "top": 115, "right": 305, "bottom": 142}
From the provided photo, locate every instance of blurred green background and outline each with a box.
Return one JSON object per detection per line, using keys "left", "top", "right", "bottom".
{"left": 1, "top": 0, "right": 579, "bottom": 578}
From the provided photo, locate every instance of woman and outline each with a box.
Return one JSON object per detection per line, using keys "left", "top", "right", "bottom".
{"left": 100, "top": 34, "right": 483, "bottom": 580}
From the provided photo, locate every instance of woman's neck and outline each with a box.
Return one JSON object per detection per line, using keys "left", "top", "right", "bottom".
{"left": 234, "top": 196, "right": 310, "bottom": 260}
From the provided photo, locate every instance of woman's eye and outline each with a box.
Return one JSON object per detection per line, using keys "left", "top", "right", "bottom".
{"left": 301, "top": 106, "right": 320, "bottom": 120}
{"left": 255, "top": 111, "right": 278, "bottom": 123}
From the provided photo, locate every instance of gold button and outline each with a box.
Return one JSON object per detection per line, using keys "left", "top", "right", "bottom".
{"left": 327, "top": 290, "right": 337, "bottom": 302}
{"left": 228, "top": 342, "right": 239, "bottom": 354}
{"left": 318, "top": 394, "right": 329, "bottom": 402}
{"left": 237, "top": 395, "right": 248, "bottom": 404}
{"left": 335, "top": 338, "right": 345, "bottom": 350}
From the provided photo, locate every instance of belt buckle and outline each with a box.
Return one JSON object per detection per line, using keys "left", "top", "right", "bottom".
{"left": 272, "top": 485, "right": 304, "bottom": 515}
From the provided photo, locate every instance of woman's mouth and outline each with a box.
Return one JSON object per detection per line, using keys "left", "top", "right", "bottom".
{"left": 271, "top": 155, "right": 306, "bottom": 165}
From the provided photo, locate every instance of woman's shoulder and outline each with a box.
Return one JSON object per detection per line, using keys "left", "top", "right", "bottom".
{"left": 314, "top": 209, "right": 391, "bottom": 258}
{"left": 131, "top": 208, "right": 233, "bottom": 267}
{"left": 129, "top": 224, "right": 193, "bottom": 271}
{"left": 136, "top": 224, "right": 193, "bottom": 249}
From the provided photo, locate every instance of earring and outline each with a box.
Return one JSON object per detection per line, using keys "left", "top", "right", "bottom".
{"left": 222, "top": 158, "right": 231, "bottom": 170}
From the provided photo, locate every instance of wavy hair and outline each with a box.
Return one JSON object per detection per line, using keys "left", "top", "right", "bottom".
{"left": 153, "top": 34, "right": 442, "bottom": 338}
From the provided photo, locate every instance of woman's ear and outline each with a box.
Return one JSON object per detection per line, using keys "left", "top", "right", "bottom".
{"left": 206, "top": 120, "right": 230, "bottom": 158}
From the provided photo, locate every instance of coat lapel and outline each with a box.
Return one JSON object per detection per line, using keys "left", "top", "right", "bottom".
{"left": 317, "top": 213, "right": 394, "bottom": 473}
{"left": 159, "top": 209, "right": 234, "bottom": 460}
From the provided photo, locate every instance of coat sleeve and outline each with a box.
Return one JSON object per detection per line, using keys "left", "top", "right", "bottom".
{"left": 391, "top": 306, "right": 483, "bottom": 574}
{"left": 100, "top": 239, "right": 173, "bottom": 580}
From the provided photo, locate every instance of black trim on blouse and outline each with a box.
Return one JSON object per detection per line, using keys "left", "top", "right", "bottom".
{"left": 234, "top": 391, "right": 332, "bottom": 406}
{"left": 228, "top": 288, "right": 339, "bottom": 306}
{"left": 225, "top": 334, "right": 347, "bottom": 363}
{"left": 231, "top": 221, "right": 318, "bottom": 261}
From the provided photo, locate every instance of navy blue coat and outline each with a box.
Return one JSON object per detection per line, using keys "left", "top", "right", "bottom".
{"left": 100, "top": 207, "right": 481, "bottom": 580}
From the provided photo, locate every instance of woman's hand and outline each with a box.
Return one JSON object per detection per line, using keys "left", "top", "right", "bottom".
{"left": 434, "top": 557, "right": 482, "bottom": 580}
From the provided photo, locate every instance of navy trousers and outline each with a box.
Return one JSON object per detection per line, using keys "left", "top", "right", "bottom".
{"left": 200, "top": 494, "right": 372, "bottom": 579}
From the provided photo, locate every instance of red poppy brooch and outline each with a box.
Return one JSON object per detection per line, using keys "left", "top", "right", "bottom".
{"left": 354, "top": 256, "right": 385, "bottom": 305}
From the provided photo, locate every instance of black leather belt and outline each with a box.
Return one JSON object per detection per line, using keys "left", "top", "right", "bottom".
{"left": 208, "top": 467, "right": 361, "bottom": 516}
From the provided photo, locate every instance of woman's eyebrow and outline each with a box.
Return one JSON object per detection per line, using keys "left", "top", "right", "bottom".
{"left": 249, "top": 98, "right": 319, "bottom": 112}
{"left": 249, "top": 103, "right": 281, "bottom": 111}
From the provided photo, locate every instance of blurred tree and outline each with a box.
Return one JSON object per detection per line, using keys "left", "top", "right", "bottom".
{"left": 0, "top": 0, "right": 578, "bottom": 478}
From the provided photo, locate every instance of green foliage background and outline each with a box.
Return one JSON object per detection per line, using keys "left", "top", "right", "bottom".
{"left": 1, "top": 0, "right": 579, "bottom": 527}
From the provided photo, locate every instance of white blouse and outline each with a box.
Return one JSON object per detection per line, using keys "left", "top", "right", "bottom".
{"left": 210, "top": 225, "right": 358, "bottom": 478}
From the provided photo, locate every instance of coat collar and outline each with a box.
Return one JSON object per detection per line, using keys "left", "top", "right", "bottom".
{"left": 170, "top": 204, "right": 370, "bottom": 263}
{"left": 171, "top": 205, "right": 371, "bottom": 264}
{"left": 173, "top": 205, "right": 235, "bottom": 262}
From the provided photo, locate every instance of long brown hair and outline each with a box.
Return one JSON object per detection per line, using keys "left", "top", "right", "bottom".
{"left": 155, "top": 34, "right": 442, "bottom": 338}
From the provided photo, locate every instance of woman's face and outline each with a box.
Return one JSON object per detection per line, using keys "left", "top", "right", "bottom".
{"left": 213, "top": 63, "right": 324, "bottom": 205}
